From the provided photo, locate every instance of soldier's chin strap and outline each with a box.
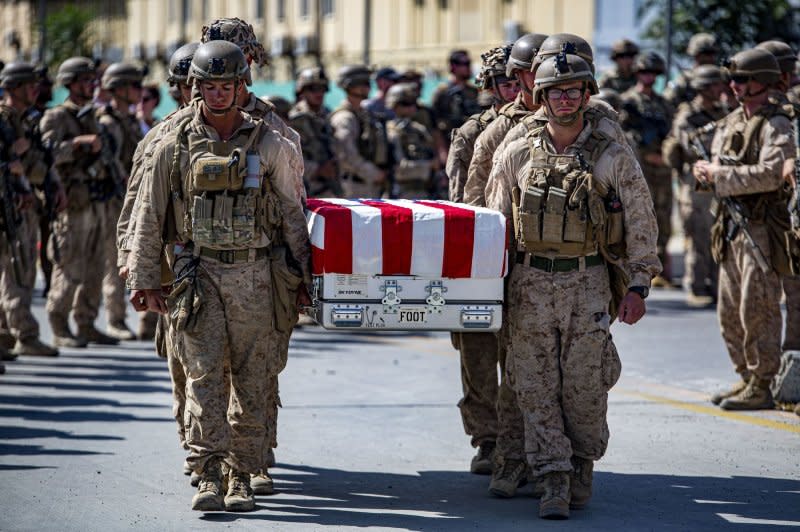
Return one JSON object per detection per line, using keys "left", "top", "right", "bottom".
{"left": 543, "top": 84, "right": 587, "bottom": 126}
{"left": 204, "top": 79, "right": 242, "bottom": 116}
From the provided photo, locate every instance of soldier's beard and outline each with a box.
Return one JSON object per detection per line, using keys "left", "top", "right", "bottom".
{"left": 545, "top": 99, "right": 584, "bottom": 126}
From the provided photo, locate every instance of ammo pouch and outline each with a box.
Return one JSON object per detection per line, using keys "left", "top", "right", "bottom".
{"left": 192, "top": 153, "right": 244, "bottom": 192}
{"left": 167, "top": 276, "right": 203, "bottom": 332}
{"left": 26, "top": 160, "right": 49, "bottom": 186}
{"left": 270, "top": 245, "right": 303, "bottom": 334}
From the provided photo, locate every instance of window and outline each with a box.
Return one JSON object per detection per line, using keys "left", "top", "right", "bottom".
{"left": 182, "top": 0, "right": 191, "bottom": 23}
{"left": 438, "top": 0, "right": 448, "bottom": 9}
{"left": 300, "top": 0, "right": 310, "bottom": 18}
{"left": 254, "top": 0, "right": 264, "bottom": 19}
{"left": 202, "top": 0, "right": 209, "bottom": 20}
{"left": 415, "top": 0, "right": 425, "bottom": 6}
{"left": 322, "top": 0, "right": 335, "bottom": 16}
{"left": 277, "top": 0, "right": 286, "bottom": 21}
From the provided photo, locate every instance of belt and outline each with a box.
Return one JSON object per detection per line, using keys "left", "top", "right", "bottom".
{"left": 515, "top": 251, "right": 604, "bottom": 272}
{"left": 198, "top": 247, "right": 269, "bottom": 264}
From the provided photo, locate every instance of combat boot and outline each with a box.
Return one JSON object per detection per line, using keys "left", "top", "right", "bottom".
{"left": 78, "top": 325, "right": 119, "bottom": 346}
{"left": 538, "top": 471, "right": 570, "bottom": 520}
{"left": 183, "top": 460, "right": 192, "bottom": 476}
{"left": 488, "top": 457, "right": 528, "bottom": 498}
{"left": 107, "top": 321, "right": 136, "bottom": 341}
{"left": 0, "top": 361, "right": 5, "bottom": 374}
{"left": 0, "top": 345, "right": 17, "bottom": 361}
{"left": 251, "top": 471, "right": 274, "bottom": 495}
{"left": 569, "top": 456, "right": 593, "bottom": 509}
{"left": 470, "top": 440, "right": 495, "bottom": 475}
{"left": 225, "top": 469, "right": 255, "bottom": 512}
{"left": 0, "top": 331, "right": 15, "bottom": 350}
{"left": 710, "top": 377, "right": 750, "bottom": 405}
{"left": 12, "top": 338, "right": 58, "bottom": 357}
{"left": 191, "top": 458, "right": 225, "bottom": 511}
{"left": 50, "top": 316, "right": 88, "bottom": 348}
{"left": 720, "top": 376, "right": 774, "bottom": 411}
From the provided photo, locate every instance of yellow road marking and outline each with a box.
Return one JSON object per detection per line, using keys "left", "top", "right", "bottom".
{"left": 619, "top": 389, "right": 800, "bottom": 434}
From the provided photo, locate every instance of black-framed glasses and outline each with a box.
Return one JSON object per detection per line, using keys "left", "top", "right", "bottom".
{"left": 730, "top": 74, "right": 752, "bottom": 84}
{"left": 546, "top": 87, "right": 583, "bottom": 100}
{"left": 396, "top": 99, "right": 417, "bottom": 107}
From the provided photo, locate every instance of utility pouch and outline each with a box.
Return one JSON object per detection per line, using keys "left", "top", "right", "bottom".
{"left": 270, "top": 245, "right": 303, "bottom": 334}
{"left": 232, "top": 193, "right": 258, "bottom": 245}
{"left": 27, "top": 160, "right": 48, "bottom": 186}
{"left": 191, "top": 195, "right": 214, "bottom": 246}
{"left": 519, "top": 185, "right": 544, "bottom": 244}
{"left": 192, "top": 156, "right": 242, "bottom": 192}
{"left": 564, "top": 207, "right": 588, "bottom": 243}
{"left": 167, "top": 277, "right": 202, "bottom": 332}
{"left": 542, "top": 187, "right": 567, "bottom": 242}
{"left": 212, "top": 194, "right": 234, "bottom": 246}
{"left": 604, "top": 190, "right": 624, "bottom": 245}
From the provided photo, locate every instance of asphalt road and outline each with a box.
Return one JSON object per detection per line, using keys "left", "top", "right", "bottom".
{"left": 1, "top": 287, "right": 799, "bottom": 531}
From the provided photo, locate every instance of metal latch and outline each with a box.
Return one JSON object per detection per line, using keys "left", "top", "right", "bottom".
{"left": 460, "top": 306, "right": 494, "bottom": 328}
{"left": 330, "top": 304, "right": 364, "bottom": 327}
{"left": 425, "top": 280, "right": 447, "bottom": 314}
{"left": 380, "top": 279, "right": 402, "bottom": 313}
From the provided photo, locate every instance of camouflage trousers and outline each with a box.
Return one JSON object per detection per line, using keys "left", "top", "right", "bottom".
{"left": 0, "top": 208, "right": 40, "bottom": 341}
{"left": 495, "top": 316, "right": 525, "bottom": 462}
{"left": 642, "top": 163, "right": 673, "bottom": 275}
{"left": 678, "top": 184, "right": 717, "bottom": 296}
{"left": 178, "top": 256, "right": 278, "bottom": 474}
{"left": 452, "top": 331, "right": 499, "bottom": 447}
{"left": 506, "top": 263, "right": 621, "bottom": 477}
{"left": 783, "top": 275, "right": 800, "bottom": 352}
{"left": 718, "top": 223, "right": 782, "bottom": 380}
{"left": 46, "top": 203, "right": 103, "bottom": 326}
{"left": 74, "top": 198, "right": 127, "bottom": 327}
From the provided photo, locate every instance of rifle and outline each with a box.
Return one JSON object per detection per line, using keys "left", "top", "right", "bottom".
{"left": 689, "top": 129, "right": 771, "bottom": 273}
{"left": 23, "top": 109, "right": 61, "bottom": 262}
{"left": 0, "top": 162, "right": 25, "bottom": 284}
{"left": 76, "top": 105, "right": 124, "bottom": 200}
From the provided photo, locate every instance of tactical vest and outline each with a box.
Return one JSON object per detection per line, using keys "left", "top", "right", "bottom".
{"left": 170, "top": 118, "right": 281, "bottom": 250}
{"left": 332, "top": 105, "right": 390, "bottom": 168}
{"left": 390, "top": 118, "right": 434, "bottom": 183}
{"left": 515, "top": 127, "right": 623, "bottom": 258}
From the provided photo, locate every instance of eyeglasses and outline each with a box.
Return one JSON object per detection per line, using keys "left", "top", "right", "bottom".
{"left": 306, "top": 85, "right": 327, "bottom": 93}
{"left": 396, "top": 100, "right": 417, "bottom": 107}
{"left": 546, "top": 87, "right": 584, "bottom": 100}
{"left": 730, "top": 74, "right": 752, "bottom": 84}
{"left": 452, "top": 60, "right": 471, "bottom": 66}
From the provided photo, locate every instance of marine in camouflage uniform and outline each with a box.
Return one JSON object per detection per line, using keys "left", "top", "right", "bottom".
{"left": 756, "top": 40, "right": 800, "bottom": 354}
{"left": 385, "top": 83, "right": 437, "bottom": 199}
{"left": 289, "top": 67, "right": 341, "bottom": 198}
{"left": 662, "top": 65, "right": 728, "bottom": 305}
{"left": 127, "top": 41, "right": 310, "bottom": 512}
{"left": 487, "top": 53, "right": 660, "bottom": 519}
{"left": 76, "top": 62, "right": 144, "bottom": 342}
{"left": 399, "top": 69, "right": 446, "bottom": 162}
{"left": 330, "top": 65, "right": 390, "bottom": 198}
{"left": 664, "top": 33, "right": 720, "bottom": 108}
{"left": 0, "top": 62, "right": 60, "bottom": 358}
{"left": 598, "top": 39, "right": 639, "bottom": 94}
{"left": 620, "top": 52, "right": 675, "bottom": 285}
{"left": 694, "top": 48, "right": 794, "bottom": 411}
{"left": 431, "top": 50, "right": 482, "bottom": 162}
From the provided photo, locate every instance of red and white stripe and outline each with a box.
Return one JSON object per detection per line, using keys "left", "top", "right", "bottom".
{"left": 305, "top": 198, "right": 509, "bottom": 278}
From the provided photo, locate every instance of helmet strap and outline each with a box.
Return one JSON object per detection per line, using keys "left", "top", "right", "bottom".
{"left": 543, "top": 83, "right": 586, "bottom": 126}
{"left": 204, "top": 79, "right": 241, "bottom": 116}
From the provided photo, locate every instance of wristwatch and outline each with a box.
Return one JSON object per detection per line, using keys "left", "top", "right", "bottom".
{"left": 628, "top": 286, "right": 649, "bottom": 300}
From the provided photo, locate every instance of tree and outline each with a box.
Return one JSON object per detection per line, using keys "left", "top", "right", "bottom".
{"left": 638, "top": 0, "right": 800, "bottom": 64}
{"left": 40, "top": 5, "right": 95, "bottom": 69}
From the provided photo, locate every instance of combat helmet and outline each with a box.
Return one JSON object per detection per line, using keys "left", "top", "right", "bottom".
{"left": 190, "top": 40, "right": 252, "bottom": 86}
{"left": 687, "top": 33, "right": 719, "bottom": 57}
{"left": 476, "top": 44, "right": 513, "bottom": 89}
{"left": 724, "top": 48, "right": 781, "bottom": 85}
{"left": 690, "top": 64, "right": 725, "bottom": 90}
{"left": 610, "top": 39, "right": 639, "bottom": 60}
{"left": 295, "top": 67, "right": 329, "bottom": 93}
{"left": 756, "top": 40, "right": 797, "bottom": 74}
{"left": 532, "top": 33, "right": 595, "bottom": 73}
{"left": 265, "top": 95, "right": 291, "bottom": 119}
{"left": 0, "top": 61, "right": 37, "bottom": 89}
{"left": 533, "top": 53, "right": 596, "bottom": 125}
{"left": 168, "top": 42, "right": 200, "bottom": 84}
{"left": 201, "top": 17, "right": 268, "bottom": 67}
{"left": 633, "top": 51, "right": 666, "bottom": 75}
{"left": 385, "top": 82, "right": 418, "bottom": 108}
{"left": 505, "top": 33, "right": 548, "bottom": 77}
{"left": 56, "top": 57, "right": 95, "bottom": 86}
{"left": 101, "top": 62, "right": 144, "bottom": 90}
{"left": 336, "top": 65, "right": 371, "bottom": 90}
{"left": 594, "top": 88, "right": 622, "bottom": 112}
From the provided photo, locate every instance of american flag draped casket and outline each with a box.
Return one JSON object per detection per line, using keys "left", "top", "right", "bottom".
{"left": 305, "top": 198, "right": 508, "bottom": 331}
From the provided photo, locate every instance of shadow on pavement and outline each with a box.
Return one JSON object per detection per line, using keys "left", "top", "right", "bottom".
{"left": 191, "top": 464, "right": 800, "bottom": 530}
{"left": 0, "top": 394, "right": 160, "bottom": 409}
{"left": 0, "top": 425, "right": 124, "bottom": 441}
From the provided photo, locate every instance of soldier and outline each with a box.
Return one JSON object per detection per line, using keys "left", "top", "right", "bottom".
{"left": 399, "top": 69, "right": 446, "bottom": 155}
{"left": 0, "top": 62, "right": 61, "bottom": 358}
{"left": 432, "top": 50, "right": 481, "bottom": 163}
{"left": 363, "top": 67, "right": 400, "bottom": 121}
{"left": 664, "top": 32, "right": 720, "bottom": 107}
{"left": 621, "top": 52, "right": 674, "bottom": 287}
{"left": 662, "top": 65, "right": 728, "bottom": 306}
{"left": 41, "top": 57, "right": 122, "bottom": 347}
{"left": 694, "top": 48, "right": 794, "bottom": 410}
{"left": 31, "top": 66, "right": 56, "bottom": 299}
{"left": 599, "top": 39, "right": 639, "bottom": 93}
{"left": 330, "top": 65, "right": 390, "bottom": 198}
{"left": 487, "top": 52, "right": 660, "bottom": 519}
{"left": 385, "top": 82, "right": 437, "bottom": 199}
{"left": 594, "top": 88, "right": 622, "bottom": 113}
{"left": 167, "top": 42, "right": 200, "bottom": 108}
{"left": 127, "top": 40, "right": 311, "bottom": 512}
{"left": 265, "top": 95, "right": 291, "bottom": 122}
{"left": 78, "top": 62, "right": 144, "bottom": 342}
{"left": 289, "top": 67, "right": 341, "bottom": 198}
{"left": 756, "top": 40, "right": 800, "bottom": 357}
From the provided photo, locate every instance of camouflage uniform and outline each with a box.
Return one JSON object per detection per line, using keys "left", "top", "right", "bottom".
{"left": 288, "top": 100, "right": 341, "bottom": 198}
{"left": 330, "top": 99, "right": 389, "bottom": 198}
{"left": 446, "top": 108, "right": 496, "bottom": 203}
{"left": 598, "top": 66, "right": 637, "bottom": 94}
{"left": 620, "top": 88, "right": 674, "bottom": 276}
{"left": 487, "top": 122, "right": 660, "bottom": 484}
{"left": 781, "top": 86, "right": 800, "bottom": 351}
{"left": 126, "top": 109, "right": 311, "bottom": 476}
{"left": 662, "top": 96, "right": 727, "bottom": 299}
{"left": 387, "top": 117, "right": 435, "bottom": 199}
{"left": 431, "top": 81, "right": 481, "bottom": 149}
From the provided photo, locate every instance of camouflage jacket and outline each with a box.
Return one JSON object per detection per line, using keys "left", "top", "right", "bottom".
{"left": 288, "top": 99, "right": 336, "bottom": 184}
{"left": 662, "top": 96, "right": 728, "bottom": 180}
{"left": 40, "top": 99, "right": 103, "bottom": 185}
{"left": 620, "top": 88, "right": 674, "bottom": 158}
{"left": 330, "top": 99, "right": 387, "bottom": 182}
{"left": 598, "top": 66, "right": 637, "bottom": 94}
{"left": 446, "top": 107, "right": 497, "bottom": 202}
{"left": 96, "top": 103, "right": 143, "bottom": 176}
{"left": 431, "top": 81, "right": 481, "bottom": 144}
